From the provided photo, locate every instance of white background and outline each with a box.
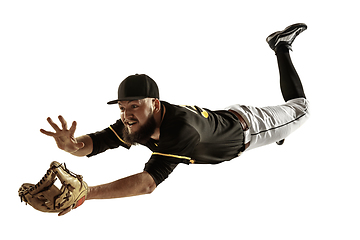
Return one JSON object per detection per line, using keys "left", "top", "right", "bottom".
{"left": 1, "top": 1, "right": 359, "bottom": 239}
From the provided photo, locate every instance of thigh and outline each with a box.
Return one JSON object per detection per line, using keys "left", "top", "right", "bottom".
{"left": 226, "top": 98, "right": 310, "bottom": 150}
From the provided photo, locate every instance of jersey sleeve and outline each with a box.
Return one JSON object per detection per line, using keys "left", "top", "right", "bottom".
{"left": 144, "top": 158, "right": 178, "bottom": 186}
{"left": 87, "top": 120, "right": 131, "bottom": 157}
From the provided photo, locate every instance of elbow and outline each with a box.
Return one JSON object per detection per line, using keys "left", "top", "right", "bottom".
{"left": 144, "top": 181, "right": 156, "bottom": 194}
{"left": 141, "top": 171, "right": 157, "bottom": 195}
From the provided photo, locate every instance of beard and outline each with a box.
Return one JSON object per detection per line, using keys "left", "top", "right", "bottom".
{"left": 123, "top": 114, "right": 157, "bottom": 146}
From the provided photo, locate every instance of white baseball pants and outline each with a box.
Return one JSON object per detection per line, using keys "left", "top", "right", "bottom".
{"left": 225, "top": 97, "right": 310, "bottom": 151}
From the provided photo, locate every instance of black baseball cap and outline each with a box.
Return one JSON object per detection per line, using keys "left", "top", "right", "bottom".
{"left": 107, "top": 74, "right": 159, "bottom": 104}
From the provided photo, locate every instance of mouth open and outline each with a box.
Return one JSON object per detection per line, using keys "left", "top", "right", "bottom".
{"left": 126, "top": 121, "right": 138, "bottom": 128}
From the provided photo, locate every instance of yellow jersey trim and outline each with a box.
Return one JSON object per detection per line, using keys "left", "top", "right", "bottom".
{"left": 152, "top": 152, "right": 195, "bottom": 164}
{"left": 109, "top": 126, "right": 130, "bottom": 146}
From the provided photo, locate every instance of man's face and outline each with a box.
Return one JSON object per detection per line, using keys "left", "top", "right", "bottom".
{"left": 118, "top": 98, "right": 157, "bottom": 145}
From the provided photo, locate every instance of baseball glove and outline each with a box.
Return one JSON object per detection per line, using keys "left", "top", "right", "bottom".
{"left": 18, "top": 161, "right": 88, "bottom": 213}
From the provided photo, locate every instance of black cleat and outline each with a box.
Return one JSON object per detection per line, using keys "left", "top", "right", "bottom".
{"left": 266, "top": 23, "right": 307, "bottom": 51}
{"left": 276, "top": 139, "right": 285, "bottom": 145}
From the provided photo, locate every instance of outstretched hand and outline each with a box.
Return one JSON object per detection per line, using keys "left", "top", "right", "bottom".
{"left": 40, "top": 115, "right": 85, "bottom": 153}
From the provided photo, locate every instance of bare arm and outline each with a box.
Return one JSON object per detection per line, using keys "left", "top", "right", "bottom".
{"left": 58, "top": 171, "right": 156, "bottom": 216}
{"left": 87, "top": 171, "right": 156, "bottom": 200}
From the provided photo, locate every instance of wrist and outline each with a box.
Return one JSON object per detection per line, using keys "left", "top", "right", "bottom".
{"left": 86, "top": 186, "right": 94, "bottom": 200}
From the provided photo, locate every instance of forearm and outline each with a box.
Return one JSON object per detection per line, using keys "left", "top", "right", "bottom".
{"left": 87, "top": 171, "right": 156, "bottom": 200}
{"left": 71, "top": 135, "right": 93, "bottom": 157}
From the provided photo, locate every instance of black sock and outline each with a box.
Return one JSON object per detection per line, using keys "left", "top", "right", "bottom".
{"left": 275, "top": 48, "right": 306, "bottom": 101}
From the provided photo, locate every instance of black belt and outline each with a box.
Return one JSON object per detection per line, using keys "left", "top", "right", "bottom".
{"left": 229, "top": 110, "right": 250, "bottom": 151}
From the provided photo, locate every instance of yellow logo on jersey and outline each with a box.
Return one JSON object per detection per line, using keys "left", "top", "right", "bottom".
{"left": 180, "top": 105, "right": 209, "bottom": 119}
{"left": 201, "top": 110, "right": 209, "bottom": 118}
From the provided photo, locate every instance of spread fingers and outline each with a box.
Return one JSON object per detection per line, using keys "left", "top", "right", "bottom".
{"left": 46, "top": 117, "right": 61, "bottom": 132}
{"left": 58, "top": 115, "right": 68, "bottom": 130}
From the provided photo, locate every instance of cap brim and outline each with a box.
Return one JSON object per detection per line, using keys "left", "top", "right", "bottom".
{"left": 107, "top": 96, "right": 147, "bottom": 105}
{"left": 107, "top": 100, "right": 119, "bottom": 105}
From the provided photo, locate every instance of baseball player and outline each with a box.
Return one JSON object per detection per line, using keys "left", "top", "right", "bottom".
{"left": 40, "top": 23, "right": 310, "bottom": 215}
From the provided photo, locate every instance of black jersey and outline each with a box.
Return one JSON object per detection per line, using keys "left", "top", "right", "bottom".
{"left": 87, "top": 101, "right": 245, "bottom": 185}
